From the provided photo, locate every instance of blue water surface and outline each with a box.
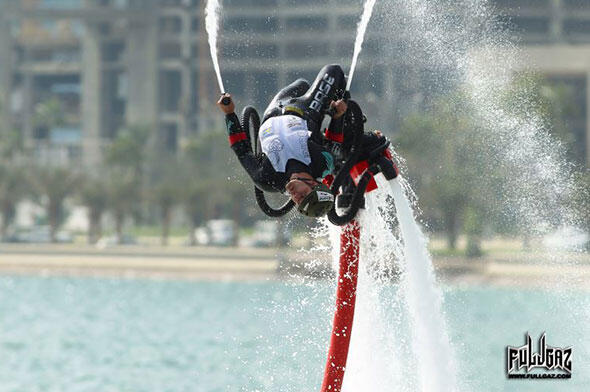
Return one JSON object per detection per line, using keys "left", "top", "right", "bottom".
{"left": 0, "top": 276, "right": 587, "bottom": 392}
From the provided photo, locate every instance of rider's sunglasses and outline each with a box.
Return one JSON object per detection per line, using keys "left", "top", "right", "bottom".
{"left": 284, "top": 177, "right": 318, "bottom": 196}
{"left": 293, "top": 177, "right": 317, "bottom": 187}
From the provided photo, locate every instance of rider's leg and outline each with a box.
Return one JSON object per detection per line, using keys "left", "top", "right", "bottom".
{"left": 262, "top": 78, "right": 310, "bottom": 122}
{"left": 298, "top": 64, "right": 346, "bottom": 130}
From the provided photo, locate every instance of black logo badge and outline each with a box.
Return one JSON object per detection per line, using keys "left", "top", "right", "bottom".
{"left": 506, "top": 332, "right": 572, "bottom": 379}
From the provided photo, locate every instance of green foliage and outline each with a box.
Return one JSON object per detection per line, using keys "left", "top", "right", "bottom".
{"left": 78, "top": 174, "right": 109, "bottom": 243}
{"left": 29, "top": 166, "right": 79, "bottom": 242}
{"left": 396, "top": 94, "right": 474, "bottom": 249}
{"left": 396, "top": 73, "right": 588, "bottom": 252}
{"left": 0, "top": 163, "right": 28, "bottom": 238}
{"left": 106, "top": 125, "right": 150, "bottom": 173}
{"left": 504, "top": 73, "right": 585, "bottom": 165}
{"left": 0, "top": 128, "right": 23, "bottom": 159}
{"left": 180, "top": 129, "right": 254, "bottom": 225}
{"left": 464, "top": 206, "right": 483, "bottom": 257}
{"left": 571, "top": 170, "right": 590, "bottom": 234}
{"left": 34, "top": 97, "right": 65, "bottom": 130}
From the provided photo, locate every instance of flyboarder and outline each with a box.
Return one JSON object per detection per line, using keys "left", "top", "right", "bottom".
{"left": 217, "top": 64, "right": 396, "bottom": 218}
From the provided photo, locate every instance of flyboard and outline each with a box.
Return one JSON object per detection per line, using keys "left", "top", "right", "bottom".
{"left": 205, "top": 1, "right": 391, "bottom": 390}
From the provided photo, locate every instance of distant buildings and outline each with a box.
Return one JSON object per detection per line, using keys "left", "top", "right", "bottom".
{"left": 1, "top": 0, "right": 385, "bottom": 166}
{"left": 0, "top": 0, "right": 588, "bottom": 166}
{"left": 494, "top": 0, "right": 590, "bottom": 164}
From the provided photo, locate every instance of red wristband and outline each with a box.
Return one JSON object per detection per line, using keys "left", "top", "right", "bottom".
{"left": 325, "top": 128, "right": 343, "bottom": 143}
{"left": 228, "top": 132, "right": 247, "bottom": 146}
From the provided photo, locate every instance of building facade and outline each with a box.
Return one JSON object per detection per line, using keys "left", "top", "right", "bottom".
{"left": 495, "top": 0, "right": 590, "bottom": 164}
{"left": 0, "top": 0, "right": 588, "bottom": 166}
{"left": 1, "top": 0, "right": 396, "bottom": 166}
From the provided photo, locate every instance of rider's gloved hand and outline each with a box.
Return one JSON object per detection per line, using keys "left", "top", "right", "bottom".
{"left": 217, "top": 93, "right": 235, "bottom": 114}
{"left": 330, "top": 99, "right": 347, "bottom": 119}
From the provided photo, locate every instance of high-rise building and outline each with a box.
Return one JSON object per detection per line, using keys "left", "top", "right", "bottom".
{"left": 0, "top": 0, "right": 588, "bottom": 166}
{"left": 1, "top": 0, "right": 394, "bottom": 166}
{"left": 494, "top": 0, "right": 590, "bottom": 164}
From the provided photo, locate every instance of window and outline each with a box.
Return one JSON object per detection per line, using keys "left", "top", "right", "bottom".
{"left": 161, "top": 123, "right": 178, "bottom": 152}
{"left": 226, "top": 16, "right": 278, "bottom": 34}
{"left": 159, "top": 16, "right": 182, "bottom": 34}
{"left": 285, "top": 42, "right": 329, "bottom": 59}
{"left": 253, "top": 71, "right": 278, "bottom": 110}
{"left": 285, "top": 16, "right": 328, "bottom": 32}
{"left": 498, "top": 16, "right": 549, "bottom": 34}
{"left": 225, "top": 0, "right": 277, "bottom": 6}
{"left": 102, "top": 43, "right": 124, "bottom": 62}
{"left": 159, "top": 70, "right": 182, "bottom": 112}
{"left": 222, "top": 43, "right": 277, "bottom": 59}
{"left": 564, "top": 0, "right": 590, "bottom": 8}
{"left": 160, "top": 43, "right": 182, "bottom": 59}
{"left": 564, "top": 19, "right": 590, "bottom": 35}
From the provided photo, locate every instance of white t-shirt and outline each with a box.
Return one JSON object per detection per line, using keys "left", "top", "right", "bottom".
{"left": 258, "top": 115, "right": 312, "bottom": 173}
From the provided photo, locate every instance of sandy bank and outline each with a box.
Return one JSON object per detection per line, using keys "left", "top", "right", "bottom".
{"left": 0, "top": 244, "right": 588, "bottom": 287}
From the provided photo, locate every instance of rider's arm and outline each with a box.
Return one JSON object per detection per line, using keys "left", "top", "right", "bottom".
{"left": 217, "top": 94, "right": 284, "bottom": 192}
{"left": 324, "top": 99, "right": 347, "bottom": 143}
{"left": 325, "top": 116, "right": 344, "bottom": 143}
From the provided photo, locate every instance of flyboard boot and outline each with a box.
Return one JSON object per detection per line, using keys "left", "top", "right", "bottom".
{"left": 323, "top": 99, "right": 399, "bottom": 225}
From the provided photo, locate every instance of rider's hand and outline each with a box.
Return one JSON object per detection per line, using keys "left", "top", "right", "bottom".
{"left": 217, "top": 93, "right": 235, "bottom": 114}
{"left": 330, "top": 99, "right": 347, "bottom": 119}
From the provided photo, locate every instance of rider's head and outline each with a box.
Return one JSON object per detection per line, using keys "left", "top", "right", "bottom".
{"left": 286, "top": 173, "right": 334, "bottom": 217}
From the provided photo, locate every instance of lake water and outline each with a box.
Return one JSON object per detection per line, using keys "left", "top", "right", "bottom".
{"left": 0, "top": 276, "right": 588, "bottom": 391}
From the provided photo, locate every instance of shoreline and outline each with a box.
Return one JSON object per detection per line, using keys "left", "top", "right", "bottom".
{"left": 1, "top": 244, "right": 589, "bottom": 288}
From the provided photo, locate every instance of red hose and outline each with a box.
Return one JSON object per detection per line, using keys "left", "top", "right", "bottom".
{"left": 320, "top": 220, "right": 361, "bottom": 392}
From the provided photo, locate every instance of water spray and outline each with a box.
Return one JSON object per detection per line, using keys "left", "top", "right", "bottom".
{"left": 205, "top": 0, "right": 230, "bottom": 105}
{"left": 319, "top": 2, "right": 379, "bottom": 391}
{"left": 346, "top": 0, "right": 377, "bottom": 92}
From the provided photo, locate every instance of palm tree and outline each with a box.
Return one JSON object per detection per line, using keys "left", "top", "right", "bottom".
{"left": 29, "top": 166, "right": 79, "bottom": 243}
{"left": 105, "top": 167, "right": 139, "bottom": 245}
{"left": 79, "top": 175, "right": 108, "bottom": 244}
{"left": 0, "top": 163, "right": 27, "bottom": 240}
{"left": 148, "top": 155, "right": 184, "bottom": 246}
{"left": 182, "top": 181, "right": 210, "bottom": 246}
{"left": 0, "top": 126, "right": 27, "bottom": 241}
{"left": 102, "top": 124, "right": 150, "bottom": 244}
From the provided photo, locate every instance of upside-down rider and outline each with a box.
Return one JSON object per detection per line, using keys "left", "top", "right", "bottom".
{"left": 217, "top": 64, "right": 397, "bottom": 218}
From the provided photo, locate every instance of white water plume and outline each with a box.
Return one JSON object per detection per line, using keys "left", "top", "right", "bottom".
{"left": 387, "top": 176, "right": 458, "bottom": 392}
{"left": 323, "top": 174, "right": 457, "bottom": 392}
{"left": 205, "top": 0, "right": 225, "bottom": 93}
{"left": 346, "top": 0, "right": 377, "bottom": 92}
{"left": 377, "top": 0, "right": 581, "bottom": 233}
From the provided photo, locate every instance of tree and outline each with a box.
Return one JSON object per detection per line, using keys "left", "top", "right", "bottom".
{"left": 29, "top": 166, "right": 79, "bottom": 243}
{"left": 105, "top": 167, "right": 138, "bottom": 244}
{"left": 148, "top": 155, "right": 183, "bottom": 246}
{"left": 103, "top": 125, "right": 150, "bottom": 244}
{"left": 182, "top": 181, "right": 210, "bottom": 246}
{"left": 0, "top": 163, "right": 27, "bottom": 240}
{"left": 34, "top": 97, "right": 64, "bottom": 128}
{"left": 181, "top": 129, "right": 252, "bottom": 244}
{"left": 0, "top": 127, "right": 26, "bottom": 241}
{"left": 78, "top": 175, "right": 108, "bottom": 244}
{"left": 105, "top": 124, "right": 150, "bottom": 177}
{"left": 396, "top": 98, "right": 472, "bottom": 249}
